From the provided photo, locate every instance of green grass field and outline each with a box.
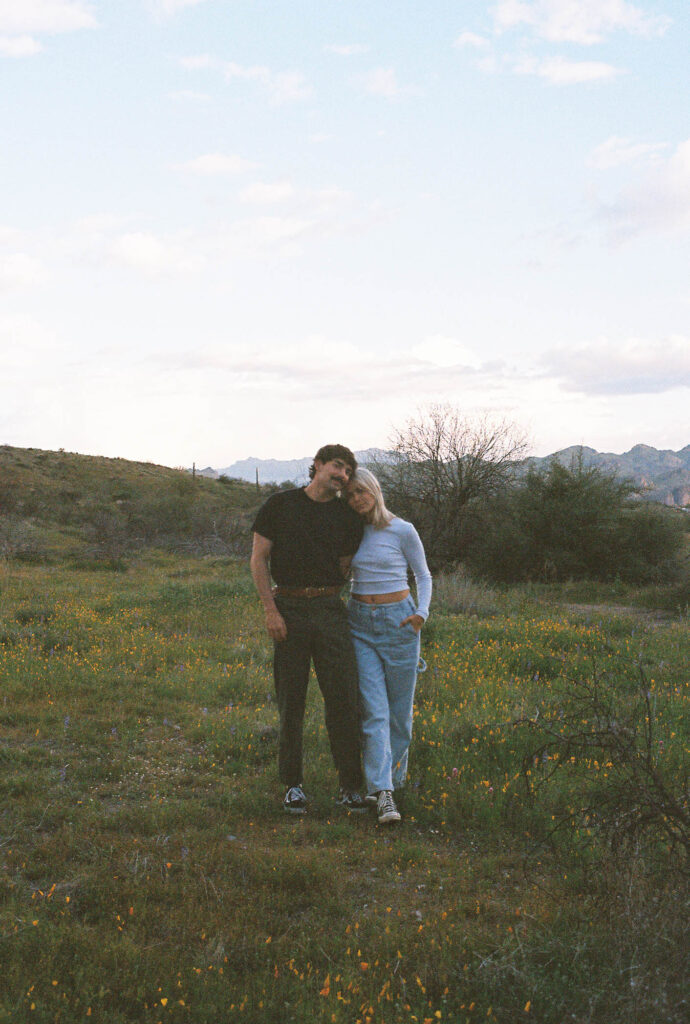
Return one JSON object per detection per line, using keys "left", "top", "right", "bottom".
{"left": 1, "top": 552, "right": 688, "bottom": 1023}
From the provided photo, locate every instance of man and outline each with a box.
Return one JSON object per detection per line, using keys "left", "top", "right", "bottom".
{"left": 250, "top": 443, "right": 368, "bottom": 814}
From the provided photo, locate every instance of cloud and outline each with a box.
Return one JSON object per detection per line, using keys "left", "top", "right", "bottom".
{"left": 108, "top": 232, "right": 201, "bottom": 276}
{"left": 325, "top": 43, "right": 369, "bottom": 56}
{"left": 588, "top": 135, "right": 668, "bottom": 170}
{"left": 512, "top": 54, "right": 622, "bottom": 84}
{"left": 63, "top": 205, "right": 351, "bottom": 275}
{"left": 239, "top": 182, "right": 296, "bottom": 205}
{"left": 9, "top": 180, "right": 372, "bottom": 287}
{"left": 0, "top": 314, "right": 61, "bottom": 387}
{"left": 0, "top": 1, "right": 97, "bottom": 34}
{"left": 181, "top": 54, "right": 312, "bottom": 104}
{"left": 412, "top": 335, "right": 483, "bottom": 369}
{"left": 458, "top": 46, "right": 623, "bottom": 85}
{"left": 74, "top": 212, "right": 124, "bottom": 233}
{"left": 0, "top": 252, "right": 45, "bottom": 289}
{"left": 149, "top": 334, "right": 500, "bottom": 405}
{"left": 222, "top": 62, "right": 312, "bottom": 104}
{"left": 356, "top": 67, "right": 419, "bottom": 99}
{"left": 180, "top": 152, "right": 257, "bottom": 175}
{"left": 544, "top": 336, "right": 690, "bottom": 395}
{"left": 0, "top": 34, "right": 42, "bottom": 56}
{"left": 491, "top": 0, "right": 670, "bottom": 44}
{"left": 453, "top": 32, "right": 491, "bottom": 49}
{"left": 596, "top": 139, "right": 690, "bottom": 239}
{"left": 241, "top": 216, "right": 317, "bottom": 249}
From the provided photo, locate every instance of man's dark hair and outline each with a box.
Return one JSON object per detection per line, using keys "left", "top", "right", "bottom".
{"left": 308, "top": 444, "right": 358, "bottom": 480}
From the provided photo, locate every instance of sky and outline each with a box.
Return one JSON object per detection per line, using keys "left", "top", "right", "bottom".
{"left": 2, "top": 0, "right": 689, "bottom": 469}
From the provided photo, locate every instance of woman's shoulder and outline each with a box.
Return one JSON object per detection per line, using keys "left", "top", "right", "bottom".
{"left": 388, "top": 516, "right": 415, "bottom": 534}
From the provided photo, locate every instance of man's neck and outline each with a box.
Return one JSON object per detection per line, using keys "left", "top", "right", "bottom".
{"left": 304, "top": 481, "right": 336, "bottom": 503}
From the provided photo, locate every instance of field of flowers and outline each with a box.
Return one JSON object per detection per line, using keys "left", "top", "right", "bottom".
{"left": 0, "top": 552, "right": 688, "bottom": 1023}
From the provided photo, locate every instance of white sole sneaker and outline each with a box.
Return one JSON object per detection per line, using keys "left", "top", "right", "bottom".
{"left": 283, "top": 786, "right": 307, "bottom": 814}
{"left": 376, "top": 791, "right": 401, "bottom": 824}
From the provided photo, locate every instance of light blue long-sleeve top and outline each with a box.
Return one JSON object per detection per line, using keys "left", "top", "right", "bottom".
{"left": 350, "top": 517, "right": 432, "bottom": 620}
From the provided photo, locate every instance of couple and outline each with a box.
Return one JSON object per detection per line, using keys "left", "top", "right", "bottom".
{"left": 250, "top": 443, "right": 432, "bottom": 825}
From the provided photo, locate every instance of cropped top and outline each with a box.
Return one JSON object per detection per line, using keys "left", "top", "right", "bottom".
{"left": 350, "top": 518, "right": 432, "bottom": 620}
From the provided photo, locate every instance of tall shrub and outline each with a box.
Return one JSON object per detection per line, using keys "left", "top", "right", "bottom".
{"left": 469, "top": 456, "right": 684, "bottom": 583}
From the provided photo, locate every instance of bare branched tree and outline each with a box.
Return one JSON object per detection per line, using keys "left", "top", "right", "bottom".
{"left": 372, "top": 404, "right": 528, "bottom": 568}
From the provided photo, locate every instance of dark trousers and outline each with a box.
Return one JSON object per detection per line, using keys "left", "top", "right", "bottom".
{"left": 273, "top": 595, "right": 363, "bottom": 791}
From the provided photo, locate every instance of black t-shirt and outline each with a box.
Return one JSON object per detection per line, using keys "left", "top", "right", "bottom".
{"left": 251, "top": 488, "right": 363, "bottom": 587}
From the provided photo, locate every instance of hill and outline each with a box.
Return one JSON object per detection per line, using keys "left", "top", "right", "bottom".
{"left": 523, "top": 444, "right": 690, "bottom": 507}
{"left": 0, "top": 444, "right": 265, "bottom": 563}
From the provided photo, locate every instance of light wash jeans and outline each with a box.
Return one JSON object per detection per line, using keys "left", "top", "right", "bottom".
{"left": 347, "top": 595, "right": 421, "bottom": 794}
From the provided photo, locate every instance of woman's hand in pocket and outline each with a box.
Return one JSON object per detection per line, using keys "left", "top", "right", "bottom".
{"left": 400, "top": 614, "right": 424, "bottom": 634}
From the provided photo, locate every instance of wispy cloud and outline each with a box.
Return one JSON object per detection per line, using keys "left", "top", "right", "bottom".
{"left": 453, "top": 32, "right": 491, "bottom": 49}
{"left": 0, "top": 34, "right": 42, "bottom": 56}
{"left": 0, "top": 0, "right": 96, "bottom": 56}
{"left": 491, "top": 0, "right": 671, "bottom": 45}
{"left": 588, "top": 135, "right": 668, "bottom": 170}
{"left": 180, "top": 54, "right": 312, "bottom": 104}
{"left": 512, "top": 54, "right": 622, "bottom": 84}
{"left": 147, "top": 335, "right": 494, "bottom": 402}
{"left": 411, "top": 335, "right": 483, "bottom": 370}
{"left": 223, "top": 62, "right": 312, "bottom": 104}
{"left": 0, "top": 1, "right": 97, "bottom": 34}
{"left": 596, "top": 139, "right": 690, "bottom": 240}
{"left": 0, "top": 252, "right": 45, "bottom": 289}
{"left": 325, "top": 43, "right": 369, "bottom": 56}
{"left": 456, "top": 2, "right": 670, "bottom": 85}
{"left": 39, "top": 185, "right": 368, "bottom": 278}
{"left": 544, "top": 336, "right": 690, "bottom": 395}
{"left": 108, "top": 232, "right": 201, "bottom": 276}
{"left": 356, "top": 67, "right": 420, "bottom": 99}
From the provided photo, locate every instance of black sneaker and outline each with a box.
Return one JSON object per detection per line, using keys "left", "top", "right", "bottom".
{"left": 336, "top": 788, "right": 369, "bottom": 812}
{"left": 283, "top": 785, "right": 307, "bottom": 814}
{"left": 376, "top": 790, "right": 401, "bottom": 824}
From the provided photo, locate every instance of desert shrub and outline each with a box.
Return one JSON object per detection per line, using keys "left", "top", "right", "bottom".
{"left": 432, "top": 565, "right": 499, "bottom": 616}
{"left": 80, "top": 502, "right": 132, "bottom": 559}
{"left": 517, "top": 661, "right": 689, "bottom": 873}
{"left": 468, "top": 457, "right": 685, "bottom": 584}
{"left": 0, "top": 517, "right": 48, "bottom": 563}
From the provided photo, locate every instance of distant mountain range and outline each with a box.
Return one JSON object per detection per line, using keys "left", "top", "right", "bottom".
{"left": 523, "top": 445, "right": 690, "bottom": 508}
{"left": 198, "top": 444, "right": 690, "bottom": 508}
{"left": 208, "top": 449, "right": 391, "bottom": 486}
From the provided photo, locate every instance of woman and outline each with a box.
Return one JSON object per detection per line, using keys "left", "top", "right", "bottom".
{"left": 346, "top": 468, "right": 432, "bottom": 824}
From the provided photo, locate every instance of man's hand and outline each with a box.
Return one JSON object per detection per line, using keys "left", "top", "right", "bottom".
{"left": 400, "top": 613, "right": 424, "bottom": 634}
{"left": 250, "top": 533, "right": 288, "bottom": 642}
{"left": 265, "top": 608, "right": 288, "bottom": 642}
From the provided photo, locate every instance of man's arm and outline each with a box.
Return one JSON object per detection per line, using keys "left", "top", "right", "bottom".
{"left": 250, "top": 533, "right": 288, "bottom": 642}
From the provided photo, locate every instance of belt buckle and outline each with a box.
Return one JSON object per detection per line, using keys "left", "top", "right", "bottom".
{"left": 305, "top": 586, "right": 319, "bottom": 598}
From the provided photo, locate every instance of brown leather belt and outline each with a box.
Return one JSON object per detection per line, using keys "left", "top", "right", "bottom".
{"left": 273, "top": 585, "right": 342, "bottom": 598}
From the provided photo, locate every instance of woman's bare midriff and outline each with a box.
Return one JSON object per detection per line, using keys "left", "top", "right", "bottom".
{"left": 351, "top": 590, "right": 410, "bottom": 605}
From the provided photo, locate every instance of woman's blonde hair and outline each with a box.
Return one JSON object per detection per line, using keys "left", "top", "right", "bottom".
{"left": 350, "top": 467, "right": 394, "bottom": 529}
